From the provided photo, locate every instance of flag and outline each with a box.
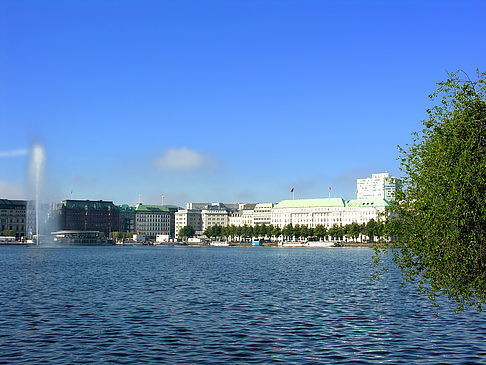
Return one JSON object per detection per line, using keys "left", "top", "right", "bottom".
{"left": 329, "top": 186, "right": 331, "bottom": 192}
{"left": 291, "top": 187, "right": 294, "bottom": 193}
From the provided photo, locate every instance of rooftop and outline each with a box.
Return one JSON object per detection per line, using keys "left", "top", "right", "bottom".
{"left": 345, "top": 199, "right": 392, "bottom": 207}
{"left": 274, "top": 198, "right": 346, "bottom": 209}
{"left": 135, "top": 204, "right": 169, "bottom": 213}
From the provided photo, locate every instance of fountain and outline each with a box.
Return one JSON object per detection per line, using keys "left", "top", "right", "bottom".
{"left": 29, "top": 144, "right": 45, "bottom": 245}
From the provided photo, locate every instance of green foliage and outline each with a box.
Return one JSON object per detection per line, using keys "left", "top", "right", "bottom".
{"left": 377, "top": 70, "right": 486, "bottom": 311}
{"left": 2, "top": 230, "right": 16, "bottom": 237}
{"left": 2, "top": 229, "right": 15, "bottom": 237}
{"left": 179, "top": 225, "right": 195, "bottom": 239}
{"left": 110, "top": 231, "right": 136, "bottom": 241}
{"left": 204, "top": 225, "right": 222, "bottom": 239}
{"left": 314, "top": 224, "right": 327, "bottom": 239}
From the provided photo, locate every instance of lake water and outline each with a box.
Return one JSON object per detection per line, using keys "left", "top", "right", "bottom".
{"left": 0, "top": 246, "right": 485, "bottom": 364}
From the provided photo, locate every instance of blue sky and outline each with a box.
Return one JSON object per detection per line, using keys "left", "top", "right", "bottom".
{"left": 1, "top": 0, "right": 485, "bottom": 206}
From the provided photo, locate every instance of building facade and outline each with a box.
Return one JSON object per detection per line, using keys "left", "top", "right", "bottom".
{"left": 271, "top": 198, "right": 390, "bottom": 229}
{"left": 118, "top": 205, "right": 136, "bottom": 233}
{"left": 134, "top": 204, "right": 170, "bottom": 240}
{"left": 0, "top": 199, "right": 27, "bottom": 239}
{"left": 57, "top": 200, "right": 119, "bottom": 237}
{"left": 201, "top": 203, "right": 230, "bottom": 232}
{"left": 253, "top": 203, "right": 274, "bottom": 225}
{"left": 175, "top": 209, "right": 203, "bottom": 238}
{"left": 357, "top": 172, "right": 397, "bottom": 201}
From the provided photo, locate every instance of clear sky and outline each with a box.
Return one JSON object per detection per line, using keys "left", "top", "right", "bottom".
{"left": 1, "top": 0, "right": 485, "bottom": 207}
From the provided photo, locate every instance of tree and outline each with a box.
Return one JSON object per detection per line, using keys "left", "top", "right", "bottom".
{"left": 314, "top": 224, "right": 327, "bottom": 240}
{"left": 365, "top": 219, "right": 379, "bottom": 243}
{"left": 179, "top": 225, "right": 195, "bottom": 240}
{"left": 376, "top": 70, "right": 486, "bottom": 311}
{"left": 348, "top": 222, "right": 361, "bottom": 242}
{"left": 271, "top": 225, "right": 281, "bottom": 241}
{"left": 2, "top": 230, "right": 16, "bottom": 237}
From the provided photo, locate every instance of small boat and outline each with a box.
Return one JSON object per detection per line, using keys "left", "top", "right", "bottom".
{"left": 210, "top": 241, "right": 229, "bottom": 246}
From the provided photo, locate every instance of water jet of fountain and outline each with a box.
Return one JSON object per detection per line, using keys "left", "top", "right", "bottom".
{"left": 30, "top": 144, "right": 45, "bottom": 246}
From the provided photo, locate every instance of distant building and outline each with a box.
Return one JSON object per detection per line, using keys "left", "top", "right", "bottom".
{"left": 228, "top": 203, "right": 275, "bottom": 227}
{"left": 357, "top": 172, "right": 397, "bottom": 201}
{"left": 164, "top": 205, "right": 181, "bottom": 238}
{"left": 0, "top": 199, "right": 27, "bottom": 239}
{"left": 134, "top": 204, "right": 170, "bottom": 240}
{"left": 57, "top": 200, "right": 119, "bottom": 237}
{"left": 271, "top": 198, "right": 391, "bottom": 229}
{"left": 253, "top": 203, "right": 274, "bottom": 225}
{"left": 175, "top": 209, "right": 203, "bottom": 238}
{"left": 201, "top": 203, "right": 230, "bottom": 232}
{"left": 118, "top": 205, "right": 136, "bottom": 233}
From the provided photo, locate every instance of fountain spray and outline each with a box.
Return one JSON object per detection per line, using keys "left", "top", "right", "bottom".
{"left": 30, "top": 144, "right": 45, "bottom": 245}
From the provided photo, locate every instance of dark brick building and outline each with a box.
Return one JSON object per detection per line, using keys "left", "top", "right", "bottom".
{"left": 58, "top": 200, "right": 119, "bottom": 237}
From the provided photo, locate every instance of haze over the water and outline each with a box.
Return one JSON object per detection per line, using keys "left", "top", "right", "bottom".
{"left": 1, "top": 1, "right": 485, "bottom": 206}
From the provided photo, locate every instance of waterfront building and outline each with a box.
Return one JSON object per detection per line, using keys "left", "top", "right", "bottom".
{"left": 0, "top": 199, "right": 27, "bottom": 239}
{"left": 271, "top": 198, "right": 390, "bottom": 229}
{"left": 241, "top": 204, "right": 256, "bottom": 226}
{"left": 164, "top": 205, "right": 181, "bottom": 238}
{"left": 253, "top": 203, "right": 274, "bottom": 226}
{"left": 118, "top": 205, "right": 136, "bottom": 233}
{"left": 134, "top": 203, "right": 170, "bottom": 240}
{"left": 228, "top": 203, "right": 256, "bottom": 226}
{"left": 228, "top": 210, "right": 242, "bottom": 226}
{"left": 357, "top": 172, "right": 397, "bottom": 201}
{"left": 175, "top": 209, "right": 203, "bottom": 238}
{"left": 57, "top": 200, "right": 119, "bottom": 237}
{"left": 271, "top": 198, "right": 346, "bottom": 228}
{"left": 343, "top": 199, "right": 392, "bottom": 225}
{"left": 201, "top": 203, "right": 230, "bottom": 232}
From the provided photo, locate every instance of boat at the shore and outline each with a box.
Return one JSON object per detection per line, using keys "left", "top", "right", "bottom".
{"left": 210, "top": 241, "right": 229, "bottom": 246}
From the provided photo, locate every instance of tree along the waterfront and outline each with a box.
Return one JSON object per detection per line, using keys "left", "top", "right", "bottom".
{"left": 375, "top": 70, "right": 486, "bottom": 312}
{"left": 178, "top": 225, "right": 195, "bottom": 240}
{"left": 198, "top": 221, "right": 388, "bottom": 244}
{"left": 1, "top": 230, "right": 16, "bottom": 237}
{"left": 110, "top": 231, "right": 137, "bottom": 242}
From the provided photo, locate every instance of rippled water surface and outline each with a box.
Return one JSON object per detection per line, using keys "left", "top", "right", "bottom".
{"left": 1, "top": 246, "right": 485, "bottom": 364}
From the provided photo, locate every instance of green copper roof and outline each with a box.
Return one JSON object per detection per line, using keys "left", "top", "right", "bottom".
{"left": 61, "top": 200, "right": 117, "bottom": 210}
{"left": 274, "top": 198, "right": 345, "bottom": 209}
{"left": 345, "top": 199, "right": 392, "bottom": 207}
{"left": 135, "top": 204, "right": 169, "bottom": 212}
{"left": 118, "top": 204, "right": 135, "bottom": 212}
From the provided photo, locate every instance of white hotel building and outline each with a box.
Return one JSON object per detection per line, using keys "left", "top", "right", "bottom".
{"left": 270, "top": 198, "right": 391, "bottom": 229}
{"left": 177, "top": 173, "right": 396, "bottom": 235}
{"left": 235, "top": 172, "right": 395, "bottom": 229}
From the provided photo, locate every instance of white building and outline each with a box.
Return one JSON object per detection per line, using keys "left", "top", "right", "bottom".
{"left": 228, "top": 210, "right": 242, "bottom": 227}
{"left": 357, "top": 173, "right": 397, "bottom": 201}
{"left": 201, "top": 204, "right": 229, "bottom": 232}
{"left": 228, "top": 204, "right": 255, "bottom": 226}
{"left": 271, "top": 198, "right": 390, "bottom": 229}
{"left": 175, "top": 209, "right": 202, "bottom": 238}
{"left": 253, "top": 203, "right": 274, "bottom": 225}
